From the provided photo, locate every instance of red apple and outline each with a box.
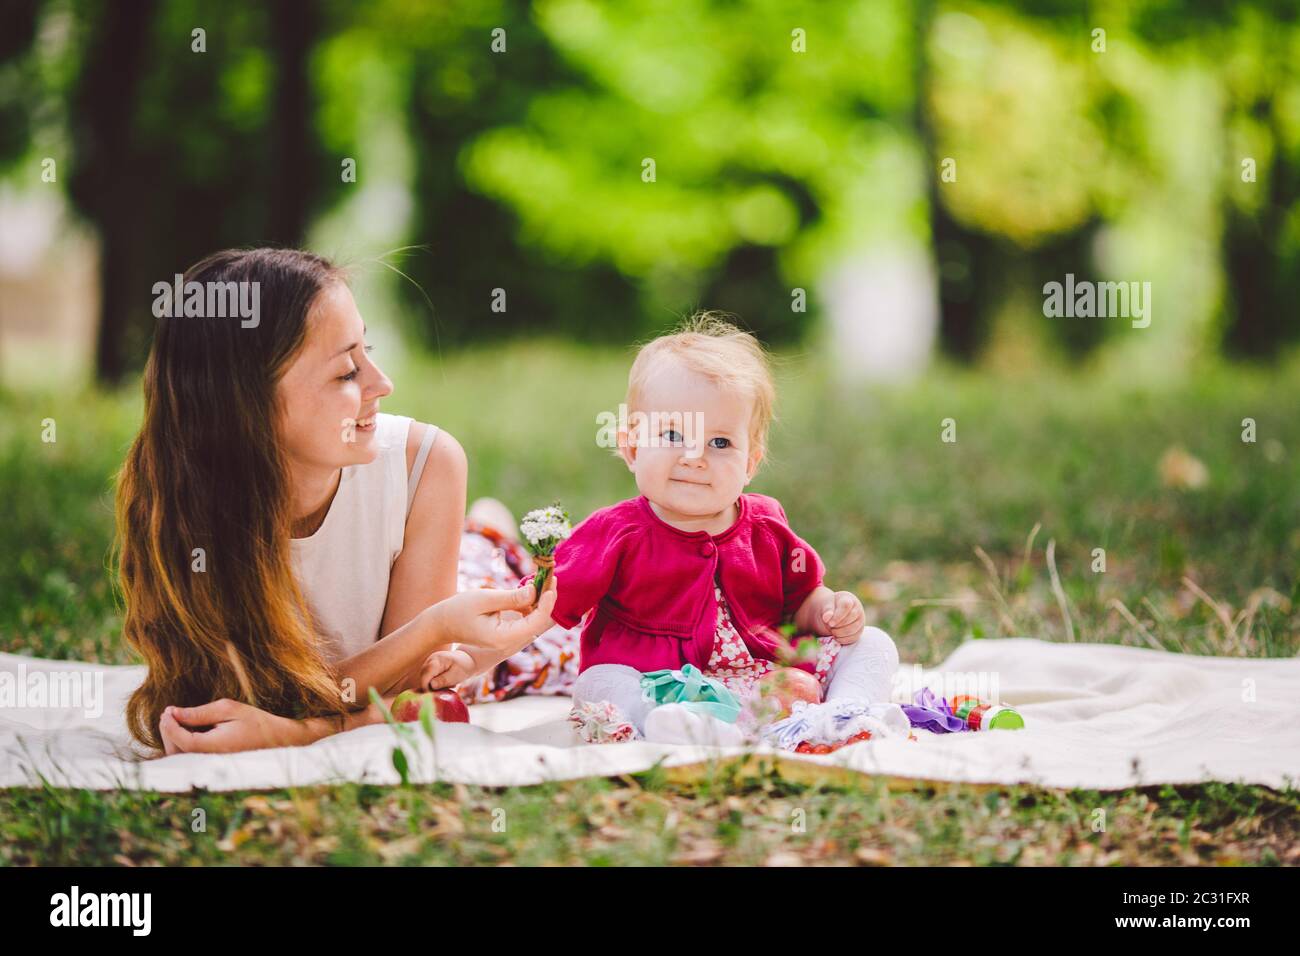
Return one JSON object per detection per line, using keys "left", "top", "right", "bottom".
{"left": 390, "top": 690, "right": 470, "bottom": 724}
{"left": 390, "top": 690, "right": 421, "bottom": 722}
{"left": 432, "top": 690, "right": 470, "bottom": 723}
{"left": 758, "top": 666, "right": 822, "bottom": 717}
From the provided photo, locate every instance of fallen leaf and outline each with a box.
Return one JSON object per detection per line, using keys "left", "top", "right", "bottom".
{"left": 764, "top": 851, "right": 804, "bottom": 867}
{"left": 1159, "top": 446, "right": 1208, "bottom": 490}
{"left": 855, "top": 846, "right": 892, "bottom": 865}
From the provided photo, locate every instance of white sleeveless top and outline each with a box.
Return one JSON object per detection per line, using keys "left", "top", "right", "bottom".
{"left": 289, "top": 413, "right": 439, "bottom": 664}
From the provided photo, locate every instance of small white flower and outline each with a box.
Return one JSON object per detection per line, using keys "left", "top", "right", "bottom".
{"left": 519, "top": 505, "right": 572, "bottom": 551}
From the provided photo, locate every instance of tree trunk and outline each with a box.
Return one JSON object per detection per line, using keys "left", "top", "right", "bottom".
{"left": 75, "top": 0, "right": 156, "bottom": 385}
{"left": 913, "top": 0, "right": 1000, "bottom": 361}
{"left": 268, "top": 0, "right": 320, "bottom": 244}
{"left": 1221, "top": 102, "right": 1300, "bottom": 359}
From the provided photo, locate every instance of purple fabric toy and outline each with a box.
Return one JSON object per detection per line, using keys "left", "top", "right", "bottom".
{"left": 901, "top": 687, "right": 968, "bottom": 733}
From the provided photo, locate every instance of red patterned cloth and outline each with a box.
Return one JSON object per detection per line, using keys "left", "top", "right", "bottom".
{"left": 452, "top": 520, "right": 582, "bottom": 705}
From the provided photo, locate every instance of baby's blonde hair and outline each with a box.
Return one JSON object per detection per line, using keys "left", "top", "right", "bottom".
{"left": 626, "top": 311, "right": 776, "bottom": 458}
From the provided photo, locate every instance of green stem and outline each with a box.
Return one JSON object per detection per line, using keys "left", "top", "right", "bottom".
{"left": 533, "top": 565, "right": 552, "bottom": 600}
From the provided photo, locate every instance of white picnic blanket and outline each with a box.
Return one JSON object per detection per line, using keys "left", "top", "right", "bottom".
{"left": 1, "top": 639, "right": 1296, "bottom": 792}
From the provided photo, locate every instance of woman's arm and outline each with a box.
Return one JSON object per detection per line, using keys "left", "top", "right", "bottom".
{"left": 159, "top": 695, "right": 389, "bottom": 754}
{"left": 320, "top": 600, "right": 456, "bottom": 706}
{"left": 331, "top": 422, "right": 467, "bottom": 698}
{"left": 160, "top": 584, "right": 558, "bottom": 754}
{"left": 382, "top": 422, "right": 467, "bottom": 636}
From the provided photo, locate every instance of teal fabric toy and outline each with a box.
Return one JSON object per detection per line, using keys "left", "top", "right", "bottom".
{"left": 640, "top": 664, "right": 742, "bottom": 723}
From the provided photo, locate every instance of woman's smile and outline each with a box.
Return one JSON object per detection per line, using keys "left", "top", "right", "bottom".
{"left": 354, "top": 404, "right": 380, "bottom": 432}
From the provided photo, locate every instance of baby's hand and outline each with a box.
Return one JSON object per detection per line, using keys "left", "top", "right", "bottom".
{"left": 419, "top": 646, "right": 479, "bottom": 691}
{"left": 821, "top": 590, "right": 865, "bottom": 644}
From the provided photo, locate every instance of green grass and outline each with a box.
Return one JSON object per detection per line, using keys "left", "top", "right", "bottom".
{"left": 1, "top": 340, "right": 1298, "bottom": 865}
{"left": 2, "top": 769, "right": 1297, "bottom": 866}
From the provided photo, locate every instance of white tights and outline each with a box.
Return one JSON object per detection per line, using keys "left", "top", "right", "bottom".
{"left": 571, "top": 627, "right": 900, "bottom": 744}
{"left": 823, "top": 625, "right": 900, "bottom": 704}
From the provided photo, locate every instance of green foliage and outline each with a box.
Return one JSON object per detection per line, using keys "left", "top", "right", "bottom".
{"left": 6, "top": 0, "right": 1300, "bottom": 368}
{"left": 451, "top": 0, "right": 918, "bottom": 344}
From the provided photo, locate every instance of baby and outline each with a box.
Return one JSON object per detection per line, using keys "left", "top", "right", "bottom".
{"left": 424, "top": 314, "right": 903, "bottom": 746}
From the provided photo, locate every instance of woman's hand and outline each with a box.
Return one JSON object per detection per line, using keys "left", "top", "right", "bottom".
{"left": 159, "top": 699, "right": 309, "bottom": 755}
{"left": 417, "top": 579, "right": 557, "bottom": 689}
{"left": 427, "top": 579, "right": 557, "bottom": 656}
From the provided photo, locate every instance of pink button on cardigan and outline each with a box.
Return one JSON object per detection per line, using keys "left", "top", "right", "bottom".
{"left": 544, "top": 493, "right": 826, "bottom": 675}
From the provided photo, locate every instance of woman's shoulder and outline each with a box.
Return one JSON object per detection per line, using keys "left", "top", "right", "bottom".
{"left": 366, "top": 413, "right": 465, "bottom": 483}
{"left": 402, "top": 420, "right": 468, "bottom": 537}
{"left": 403, "top": 419, "right": 466, "bottom": 480}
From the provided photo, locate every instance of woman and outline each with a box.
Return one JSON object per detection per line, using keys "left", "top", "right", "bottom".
{"left": 116, "top": 248, "right": 577, "bottom": 756}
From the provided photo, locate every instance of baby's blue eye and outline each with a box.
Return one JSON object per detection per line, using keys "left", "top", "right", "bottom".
{"left": 662, "top": 429, "right": 684, "bottom": 444}
{"left": 709, "top": 437, "right": 732, "bottom": 449}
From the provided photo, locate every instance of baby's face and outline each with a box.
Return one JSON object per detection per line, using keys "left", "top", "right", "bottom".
{"left": 620, "top": 365, "right": 761, "bottom": 523}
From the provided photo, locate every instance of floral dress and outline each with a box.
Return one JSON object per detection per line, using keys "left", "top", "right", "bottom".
{"left": 451, "top": 520, "right": 582, "bottom": 704}
{"left": 703, "top": 583, "right": 840, "bottom": 700}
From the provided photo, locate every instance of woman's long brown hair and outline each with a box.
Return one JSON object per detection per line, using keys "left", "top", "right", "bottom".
{"left": 117, "top": 248, "right": 351, "bottom": 752}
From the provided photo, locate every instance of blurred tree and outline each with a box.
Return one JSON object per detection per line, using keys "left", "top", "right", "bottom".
{"left": 1216, "top": 17, "right": 1300, "bottom": 359}
{"left": 399, "top": 0, "right": 640, "bottom": 348}
{"left": 269, "top": 0, "right": 321, "bottom": 244}
{"left": 440, "top": 0, "right": 920, "bottom": 345}
{"left": 921, "top": 2, "right": 1114, "bottom": 361}
{"left": 5, "top": 0, "right": 1297, "bottom": 374}
{"left": 68, "top": 0, "right": 158, "bottom": 384}
{"left": 57, "top": 0, "right": 343, "bottom": 383}
{"left": 916, "top": 0, "right": 998, "bottom": 360}
{"left": 0, "top": 0, "right": 41, "bottom": 165}
{"left": 1131, "top": 0, "right": 1300, "bottom": 359}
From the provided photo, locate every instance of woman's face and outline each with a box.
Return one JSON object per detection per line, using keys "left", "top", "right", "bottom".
{"left": 276, "top": 281, "right": 393, "bottom": 472}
